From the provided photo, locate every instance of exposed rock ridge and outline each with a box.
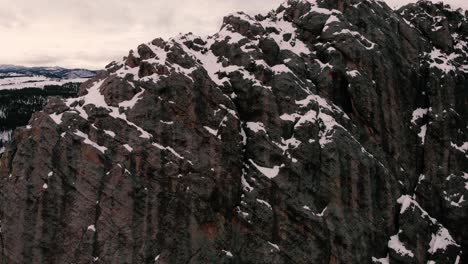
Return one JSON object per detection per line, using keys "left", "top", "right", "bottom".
{"left": 0, "top": 0, "right": 467, "bottom": 263}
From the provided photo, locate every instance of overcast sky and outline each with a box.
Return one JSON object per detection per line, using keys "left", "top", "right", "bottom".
{"left": 0, "top": 0, "right": 465, "bottom": 69}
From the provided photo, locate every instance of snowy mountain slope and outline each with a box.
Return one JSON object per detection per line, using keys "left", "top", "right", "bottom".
{"left": 0, "top": 0, "right": 466, "bottom": 263}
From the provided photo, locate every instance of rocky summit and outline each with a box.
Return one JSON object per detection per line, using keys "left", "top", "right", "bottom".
{"left": 0, "top": 0, "right": 467, "bottom": 263}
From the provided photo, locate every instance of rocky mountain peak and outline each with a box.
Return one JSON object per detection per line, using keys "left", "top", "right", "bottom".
{"left": 0, "top": 1, "right": 466, "bottom": 263}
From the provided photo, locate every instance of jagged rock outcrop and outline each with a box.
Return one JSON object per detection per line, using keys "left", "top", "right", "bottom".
{"left": 0, "top": 0, "right": 467, "bottom": 263}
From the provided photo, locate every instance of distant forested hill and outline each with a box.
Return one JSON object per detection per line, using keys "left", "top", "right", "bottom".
{"left": 0, "top": 83, "right": 80, "bottom": 152}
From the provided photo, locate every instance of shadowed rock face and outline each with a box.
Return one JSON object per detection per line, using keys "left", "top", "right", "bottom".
{"left": 0, "top": 0, "right": 467, "bottom": 263}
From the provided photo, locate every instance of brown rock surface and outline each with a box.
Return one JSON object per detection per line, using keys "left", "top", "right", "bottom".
{"left": 0, "top": 1, "right": 466, "bottom": 263}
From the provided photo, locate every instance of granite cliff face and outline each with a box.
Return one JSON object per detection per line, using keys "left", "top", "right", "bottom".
{"left": 0, "top": 0, "right": 467, "bottom": 263}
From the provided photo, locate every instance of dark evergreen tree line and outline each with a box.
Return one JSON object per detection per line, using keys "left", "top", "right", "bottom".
{"left": 0, "top": 83, "right": 80, "bottom": 150}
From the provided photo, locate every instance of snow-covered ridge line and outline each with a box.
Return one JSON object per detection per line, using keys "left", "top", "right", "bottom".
{"left": 0, "top": 65, "right": 95, "bottom": 90}
{"left": 61, "top": 79, "right": 152, "bottom": 140}
{"left": 87, "top": 1, "right": 429, "bottom": 162}
{"left": 106, "top": 0, "right": 321, "bottom": 91}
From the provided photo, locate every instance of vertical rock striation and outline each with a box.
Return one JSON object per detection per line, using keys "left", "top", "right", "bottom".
{"left": 0, "top": 0, "right": 466, "bottom": 263}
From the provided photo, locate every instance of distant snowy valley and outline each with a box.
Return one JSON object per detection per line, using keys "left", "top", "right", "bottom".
{"left": 0, "top": 65, "right": 95, "bottom": 90}
{"left": 0, "top": 65, "right": 96, "bottom": 153}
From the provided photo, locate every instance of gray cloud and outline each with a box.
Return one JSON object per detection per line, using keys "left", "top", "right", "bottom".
{"left": 0, "top": 9, "right": 26, "bottom": 28}
{"left": 19, "top": 55, "right": 61, "bottom": 66}
{"left": 0, "top": 0, "right": 465, "bottom": 69}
